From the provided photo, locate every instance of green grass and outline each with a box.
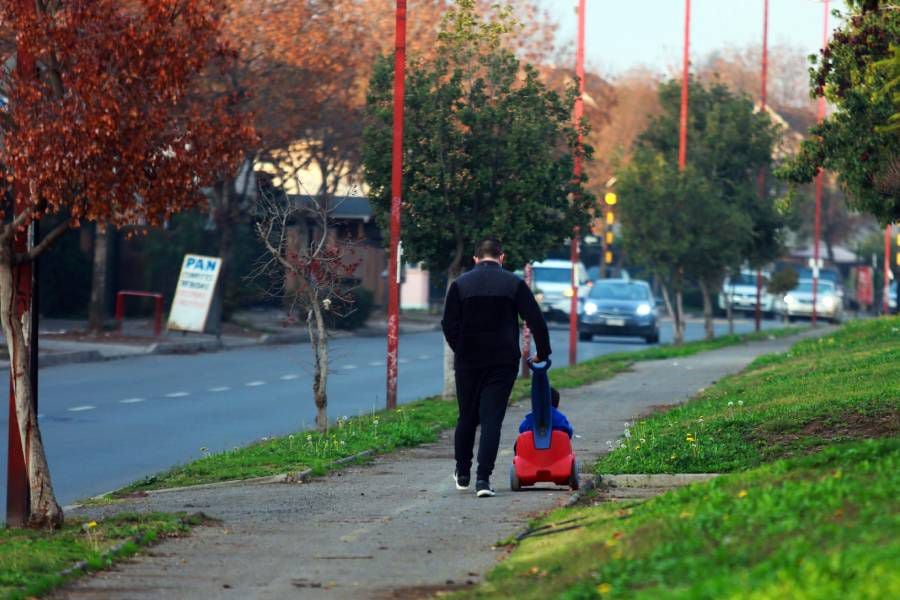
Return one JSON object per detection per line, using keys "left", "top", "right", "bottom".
{"left": 511, "top": 326, "right": 803, "bottom": 401}
{"left": 461, "top": 438, "right": 900, "bottom": 599}
{"left": 595, "top": 318, "right": 899, "bottom": 475}
{"left": 0, "top": 512, "right": 203, "bottom": 599}
{"left": 114, "top": 396, "right": 460, "bottom": 495}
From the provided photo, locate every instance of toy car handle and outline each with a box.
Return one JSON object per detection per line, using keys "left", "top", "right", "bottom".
{"left": 529, "top": 359, "right": 551, "bottom": 372}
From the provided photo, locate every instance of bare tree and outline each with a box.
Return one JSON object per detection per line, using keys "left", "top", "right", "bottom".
{"left": 252, "top": 183, "right": 360, "bottom": 432}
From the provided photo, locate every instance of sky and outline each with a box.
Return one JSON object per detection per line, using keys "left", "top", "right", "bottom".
{"left": 543, "top": 0, "right": 848, "bottom": 78}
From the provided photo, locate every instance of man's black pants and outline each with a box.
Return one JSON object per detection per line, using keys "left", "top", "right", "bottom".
{"left": 454, "top": 364, "right": 518, "bottom": 482}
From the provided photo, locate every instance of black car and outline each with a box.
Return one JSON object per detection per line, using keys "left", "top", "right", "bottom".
{"left": 578, "top": 279, "right": 660, "bottom": 344}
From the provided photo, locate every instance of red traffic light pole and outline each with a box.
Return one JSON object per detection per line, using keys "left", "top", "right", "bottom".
{"left": 812, "top": 0, "right": 829, "bottom": 327}
{"left": 386, "top": 0, "right": 406, "bottom": 410}
{"left": 568, "top": 0, "right": 586, "bottom": 367}
{"left": 754, "top": 0, "right": 769, "bottom": 333}
{"left": 678, "top": 0, "right": 691, "bottom": 172}
{"left": 6, "top": 0, "right": 39, "bottom": 527}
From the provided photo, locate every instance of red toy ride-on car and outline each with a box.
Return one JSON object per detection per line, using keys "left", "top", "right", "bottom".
{"left": 510, "top": 360, "right": 579, "bottom": 491}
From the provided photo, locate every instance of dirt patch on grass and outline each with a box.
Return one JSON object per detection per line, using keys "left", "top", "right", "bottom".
{"left": 758, "top": 410, "right": 899, "bottom": 451}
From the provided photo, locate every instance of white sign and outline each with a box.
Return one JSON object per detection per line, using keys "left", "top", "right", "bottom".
{"left": 167, "top": 254, "right": 222, "bottom": 333}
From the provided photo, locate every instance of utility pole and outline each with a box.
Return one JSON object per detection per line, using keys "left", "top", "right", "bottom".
{"left": 812, "top": 0, "right": 829, "bottom": 326}
{"left": 884, "top": 224, "right": 892, "bottom": 315}
{"left": 569, "top": 0, "right": 586, "bottom": 367}
{"left": 754, "top": 0, "right": 769, "bottom": 332}
{"left": 6, "top": 0, "right": 39, "bottom": 528}
{"left": 678, "top": 0, "right": 691, "bottom": 172}
{"left": 386, "top": 0, "right": 406, "bottom": 410}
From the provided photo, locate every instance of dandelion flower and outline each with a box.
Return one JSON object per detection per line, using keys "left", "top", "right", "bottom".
{"left": 596, "top": 583, "right": 612, "bottom": 595}
{"left": 86, "top": 521, "right": 98, "bottom": 529}
{"left": 639, "top": 438, "right": 646, "bottom": 444}
{"left": 727, "top": 401, "right": 734, "bottom": 407}
{"left": 624, "top": 429, "right": 631, "bottom": 439}
{"left": 738, "top": 400, "right": 744, "bottom": 406}
{"left": 737, "top": 489, "right": 748, "bottom": 498}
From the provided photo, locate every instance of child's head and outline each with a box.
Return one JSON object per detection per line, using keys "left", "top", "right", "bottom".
{"left": 551, "top": 387, "right": 560, "bottom": 408}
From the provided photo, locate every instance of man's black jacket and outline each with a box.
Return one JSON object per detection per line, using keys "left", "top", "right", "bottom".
{"left": 441, "top": 261, "right": 551, "bottom": 369}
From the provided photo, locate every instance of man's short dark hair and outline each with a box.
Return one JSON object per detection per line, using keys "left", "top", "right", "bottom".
{"left": 551, "top": 387, "right": 560, "bottom": 408}
{"left": 475, "top": 237, "right": 503, "bottom": 259}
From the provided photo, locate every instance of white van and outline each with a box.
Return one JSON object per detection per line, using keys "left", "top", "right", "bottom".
{"left": 530, "top": 259, "right": 589, "bottom": 321}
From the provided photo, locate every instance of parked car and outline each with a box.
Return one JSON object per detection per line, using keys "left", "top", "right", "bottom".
{"left": 774, "top": 279, "right": 843, "bottom": 323}
{"left": 578, "top": 279, "right": 660, "bottom": 344}
{"left": 530, "top": 259, "right": 589, "bottom": 321}
{"left": 717, "top": 270, "right": 775, "bottom": 317}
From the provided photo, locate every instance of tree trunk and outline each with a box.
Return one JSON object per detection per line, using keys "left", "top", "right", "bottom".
{"left": 214, "top": 185, "right": 234, "bottom": 327}
{"left": 0, "top": 253, "right": 63, "bottom": 528}
{"left": 698, "top": 279, "right": 715, "bottom": 341}
{"left": 725, "top": 284, "right": 735, "bottom": 335}
{"left": 309, "top": 302, "right": 329, "bottom": 432}
{"left": 441, "top": 270, "right": 460, "bottom": 400}
{"left": 87, "top": 227, "right": 109, "bottom": 334}
{"left": 660, "top": 280, "right": 685, "bottom": 346}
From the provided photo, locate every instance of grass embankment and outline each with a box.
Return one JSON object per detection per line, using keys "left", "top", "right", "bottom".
{"left": 596, "top": 318, "right": 898, "bottom": 474}
{"left": 0, "top": 512, "right": 205, "bottom": 600}
{"left": 463, "top": 317, "right": 900, "bottom": 599}
{"left": 466, "top": 439, "right": 899, "bottom": 599}
{"left": 113, "top": 327, "right": 802, "bottom": 495}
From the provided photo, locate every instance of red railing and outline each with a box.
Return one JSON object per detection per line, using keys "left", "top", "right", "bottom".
{"left": 115, "top": 290, "right": 164, "bottom": 337}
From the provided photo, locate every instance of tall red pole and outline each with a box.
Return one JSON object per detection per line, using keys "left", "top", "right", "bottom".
{"left": 569, "top": 0, "right": 586, "bottom": 367}
{"left": 7, "top": 0, "right": 37, "bottom": 527}
{"left": 812, "top": 0, "right": 829, "bottom": 326}
{"left": 678, "top": 0, "right": 691, "bottom": 171}
{"left": 754, "top": 0, "right": 769, "bottom": 332}
{"left": 386, "top": 0, "right": 406, "bottom": 410}
{"left": 884, "top": 224, "right": 892, "bottom": 314}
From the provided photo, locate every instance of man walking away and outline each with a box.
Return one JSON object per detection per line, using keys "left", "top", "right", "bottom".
{"left": 441, "top": 238, "right": 551, "bottom": 497}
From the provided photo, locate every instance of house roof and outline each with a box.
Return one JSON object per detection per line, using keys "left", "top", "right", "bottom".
{"left": 288, "top": 195, "right": 373, "bottom": 222}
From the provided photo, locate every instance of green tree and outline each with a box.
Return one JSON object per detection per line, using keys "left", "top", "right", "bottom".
{"left": 778, "top": 1, "right": 900, "bottom": 223}
{"left": 363, "top": 0, "right": 590, "bottom": 396}
{"left": 618, "top": 78, "right": 778, "bottom": 342}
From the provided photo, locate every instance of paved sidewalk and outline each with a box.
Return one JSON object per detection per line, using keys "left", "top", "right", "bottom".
{"left": 56, "top": 329, "right": 828, "bottom": 600}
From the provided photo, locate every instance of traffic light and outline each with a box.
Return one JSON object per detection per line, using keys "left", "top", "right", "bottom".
{"left": 605, "top": 231, "right": 614, "bottom": 245}
{"left": 604, "top": 250, "right": 613, "bottom": 265}
{"left": 604, "top": 192, "right": 617, "bottom": 206}
{"left": 606, "top": 211, "right": 614, "bottom": 225}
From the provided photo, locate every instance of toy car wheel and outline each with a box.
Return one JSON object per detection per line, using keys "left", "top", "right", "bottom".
{"left": 568, "top": 460, "right": 580, "bottom": 491}
{"left": 509, "top": 464, "right": 521, "bottom": 492}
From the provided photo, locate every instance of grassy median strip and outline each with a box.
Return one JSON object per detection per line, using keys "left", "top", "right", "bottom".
{"left": 0, "top": 512, "right": 205, "bottom": 600}
{"left": 595, "top": 318, "right": 899, "bottom": 474}
{"left": 115, "top": 396, "right": 460, "bottom": 495}
{"left": 463, "top": 438, "right": 900, "bottom": 599}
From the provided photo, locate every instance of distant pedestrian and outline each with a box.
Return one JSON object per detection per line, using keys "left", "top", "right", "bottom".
{"left": 441, "top": 237, "right": 551, "bottom": 497}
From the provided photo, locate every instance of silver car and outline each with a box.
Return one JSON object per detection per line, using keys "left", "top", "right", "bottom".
{"left": 775, "top": 279, "right": 843, "bottom": 323}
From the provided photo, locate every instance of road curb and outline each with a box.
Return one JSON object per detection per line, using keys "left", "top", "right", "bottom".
{"left": 598, "top": 473, "right": 720, "bottom": 488}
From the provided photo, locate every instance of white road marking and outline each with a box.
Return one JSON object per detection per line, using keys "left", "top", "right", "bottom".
{"left": 418, "top": 354, "right": 431, "bottom": 360}
{"left": 368, "top": 361, "right": 385, "bottom": 367}
{"left": 280, "top": 374, "right": 300, "bottom": 381}
{"left": 68, "top": 405, "right": 95, "bottom": 412}
{"left": 120, "top": 398, "right": 145, "bottom": 404}
{"left": 165, "top": 391, "right": 190, "bottom": 398}
{"left": 208, "top": 386, "right": 230, "bottom": 393}
{"left": 341, "top": 364, "right": 358, "bottom": 370}
{"left": 245, "top": 381, "right": 266, "bottom": 387}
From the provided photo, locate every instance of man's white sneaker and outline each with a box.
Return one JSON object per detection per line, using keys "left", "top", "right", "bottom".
{"left": 475, "top": 480, "right": 495, "bottom": 497}
{"left": 453, "top": 470, "right": 471, "bottom": 490}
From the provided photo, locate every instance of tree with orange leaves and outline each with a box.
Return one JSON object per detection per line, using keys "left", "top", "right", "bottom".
{"left": 0, "top": 0, "right": 252, "bottom": 528}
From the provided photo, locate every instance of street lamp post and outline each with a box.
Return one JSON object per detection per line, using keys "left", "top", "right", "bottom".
{"left": 386, "top": 0, "right": 406, "bottom": 410}
{"left": 569, "top": 0, "right": 586, "bottom": 367}
{"left": 812, "top": 0, "right": 829, "bottom": 326}
{"left": 755, "top": 0, "right": 769, "bottom": 333}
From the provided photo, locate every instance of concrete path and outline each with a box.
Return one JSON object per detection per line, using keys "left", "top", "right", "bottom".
{"left": 56, "top": 329, "right": 827, "bottom": 600}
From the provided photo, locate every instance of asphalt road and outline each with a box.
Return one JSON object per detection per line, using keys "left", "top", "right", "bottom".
{"left": 1, "top": 318, "right": 779, "bottom": 506}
